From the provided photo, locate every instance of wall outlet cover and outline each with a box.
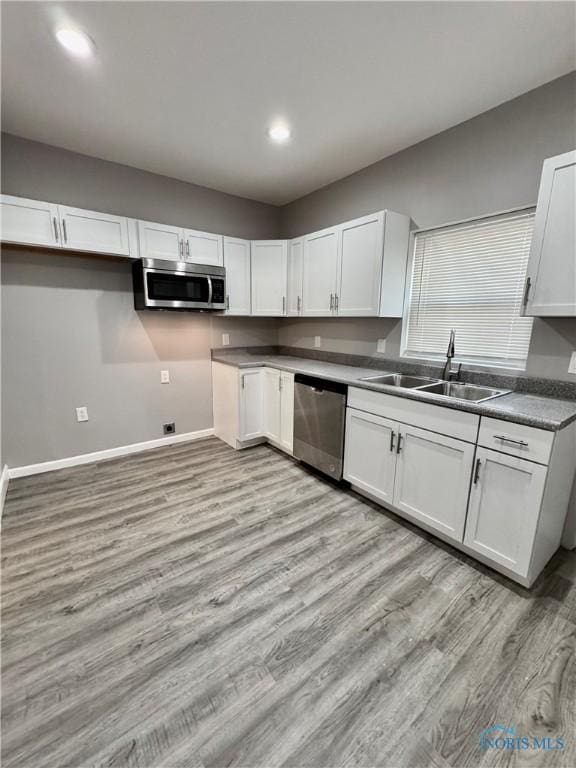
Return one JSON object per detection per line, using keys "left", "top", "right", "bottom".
{"left": 161, "top": 370, "right": 170, "bottom": 384}
{"left": 76, "top": 406, "right": 89, "bottom": 422}
{"left": 222, "top": 333, "right": 230, "bottom": 346}
{"left": 163, "top": 422, "right": 176, "bottom": 435}
{"left": 569, "top": 351, "right": 576, "bottom": 375}
{"left": 314, "top": 336, "right": 321, "bottom": 348}
{"left": 377, "top": 339, "right": 387, "bottom": 354}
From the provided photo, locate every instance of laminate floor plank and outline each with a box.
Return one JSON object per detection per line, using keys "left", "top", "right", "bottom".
{"left": 2, "top": 438, "right": 575, "bottom": 768}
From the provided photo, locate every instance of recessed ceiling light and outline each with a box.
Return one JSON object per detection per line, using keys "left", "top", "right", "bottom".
{"left": 55, "top": 28, "right": 94, "bottom": 57}
{"left": 268, "top": 123, "right": 291, "bottom": 144}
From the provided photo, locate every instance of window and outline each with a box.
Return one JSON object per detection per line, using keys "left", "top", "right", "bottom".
{"left": 402, "top": 209, "right": 535, "bottom": 369}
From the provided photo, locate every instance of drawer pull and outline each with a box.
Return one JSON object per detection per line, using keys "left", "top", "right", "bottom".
{"left": 493, "top": 435, "right": 529, "bottom": 447}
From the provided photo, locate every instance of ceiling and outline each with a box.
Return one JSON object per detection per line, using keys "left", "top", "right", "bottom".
{"left": 2, "top": 2, "right": 575, "bottom": 206}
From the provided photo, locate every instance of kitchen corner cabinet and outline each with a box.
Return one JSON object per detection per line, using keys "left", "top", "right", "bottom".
{"left": 223, "top": 237, "right": 251, "bottom": 315}
{"left": 523, "top": 150, "right": 576, "bottom": 317}
{"left": 1, "top": 194, "right": 136, "bottom": 257}
{"left": 287, "top": 237, "right": 304, "bottom": 316}
{"left": 250, "top": 240, "right": 288, "bottom": 316}
{"left": 212, "top": 362, "right": 293, "bottom": 453}
{"left": 301, "top": 210, "right": 409, "bottom": 318}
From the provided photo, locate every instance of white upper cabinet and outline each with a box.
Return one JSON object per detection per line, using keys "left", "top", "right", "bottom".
{"left": 250, "top": 240, "right": 288, "bottom": 316}
{"left": 223, "top": 237, "right": 251, "bottom": 315}
{"left": 379, "top": 210, "right": 411, "bottom": 317}
{"left": 1, "top": 195, "right": 62, "bottom": 249}
{"left": 137, "top": 220, "right": 183, "bottom": 261}
{"left": 184, "top": 229, "right": 223, "bottom": 266}
{"left": 58, "top": 206, "right": 130, "bottom": 256}
{"left": 287, "top": 238, "right": 304, "bottom": 316}
{"left": 523, "top": 150, "right": 576, "bottom": 317}
{"left": 338, "top": 212, "right": 384, "bottom": 316}
{"left": 302, "top": 227, "right": 340, "bottom": 316}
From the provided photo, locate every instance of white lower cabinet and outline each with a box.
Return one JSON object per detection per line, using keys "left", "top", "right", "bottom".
{"left": 344, "top": 408, "right": 473, "bottom": 542}
{"left": 393, "top": 424, "right": 475, "bottom": 541}
{"left": 464, "top": 447, "right": 547, "bottom": 578}
{"left": 344, "top": 409, "right": 397, "bottom": 505}
{"left": 239, "top": 369, "right": 264, "bottom": 441}
{"left": 212, "top": 363, "right": 294, "bottom": 453}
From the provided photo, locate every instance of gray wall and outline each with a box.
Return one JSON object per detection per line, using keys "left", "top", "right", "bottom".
{"left": 279, "top": 73, "right": 576, "bottom": 381}
{"left": 1, "top": 137, "right": 281, "bottom": 467}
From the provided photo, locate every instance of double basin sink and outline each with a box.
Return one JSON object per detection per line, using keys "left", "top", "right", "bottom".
{"left": 358, "top": 373, "right": 510, "bottom": 403}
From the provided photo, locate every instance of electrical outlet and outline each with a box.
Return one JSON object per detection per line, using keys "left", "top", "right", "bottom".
{"left": 569, "top": 352, "right": 576, "bottom": 375}
{"left": 76, "top": 406, "right": 88, "bottom": 422}
{"left": 163, "top": 422, "right": 176, "bottom": 435}
{"left": 377, "top": 339, "right": 387, "bottom": 354}
{"left": 314, "top": 336, "right": 321, "bottom": 348}
{"left": 161, "top": 370, "right": 170, "bottom": 384}
{"left": 222, "top": 333, "right": 230, "bottom": 346}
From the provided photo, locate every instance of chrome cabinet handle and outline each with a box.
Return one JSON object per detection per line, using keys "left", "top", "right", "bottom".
{"left": 493, "top": 435, "right": 529, "bottom": 447}
{"left": 330, "top": 294, "right": 334, "bottom": 311}
{"left": 389, "top": 430, "right": 396, "bottom": 453}
{"left": 522, "top": 276, "right": 532, "bottom": 307}
{"left": 335, "top": 294, "right": 339, "bottom": 312}
{"left": 396, "top": 432, "right": 403, "bottom": 454}
{"left": 53, "top": 217, "right": 59, "bottom": 242}
{"left": 179, "top": 240, "right": 184, "bottom": 259}
{"left": 297, "top": 296, "right": 301, "bottom": 313}
{"left": 226, "top": 295, "right": 230, "bottom": 310}
{"left": 279, "top": 376, "right": 282, "bottom": 392}
{"left": 282, "top": 296, "right": 286, "bottom": 314}
{"left": 241, "top": 375, "right": 245, "bottom": 389}
{"left": 62, "top": 218, "right": 68, "bottom": 243}
{"left": 186, "top": 240, "right": 190, "bottom": 258}
{"left": 473, "top": 458, "right": 481, "bottom": 484}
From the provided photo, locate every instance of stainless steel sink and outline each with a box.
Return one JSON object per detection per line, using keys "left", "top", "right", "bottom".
{"left": 418, "top": 381, "right": 511, "bottom": 402}
{"left": 359, "top": 374, "right": 441, "bottom": 389}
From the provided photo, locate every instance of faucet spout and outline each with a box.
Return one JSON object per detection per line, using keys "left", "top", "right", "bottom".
{"left": 442, "top": 329, "right": 456, "bottom": 380}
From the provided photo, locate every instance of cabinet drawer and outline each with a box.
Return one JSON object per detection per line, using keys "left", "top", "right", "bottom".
{"left": 478, "top": 417, "right": 554, "bottom": 465}
{"left": 348, "top": 387, "right": 479, "bottom": 443}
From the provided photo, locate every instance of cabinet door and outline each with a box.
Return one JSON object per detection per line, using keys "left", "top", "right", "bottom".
{"left": 337, "top": 212, "right": 384, "bottom": 316}
{"left": 223, "top": 237, "right": 251, "bottom": 315}
{"left": 250, "top": 241, "right": 288, "bottom": 316}
{"left": 58, "top": 206, "right": 130, "bottom": 256}
{"left": 344, "top": 408, "right": 398, "bottom": 505}
{"left": 0, "top": 194, "right": 61, "bottom": 248}
{"left": 464, "top": 447, "right": 547, "bottom": 576}
{"left": 184, "top": 229, "right": 223, "bottom": 266}
{"left": 263, "top": 368, "right": 282, "bottom": 443}
{"left": 239, "top": 369, "right": 263, "bottom": 441}
{"left": 138, "top": 220, "right": 183, "bottom": 261}
{"left": 279, "top": 372, "right": 295, "bottom": 453}
{"left": 287, "top": 238, "right": 304, "bottom": 316}
{"left": 393, "top": 424, "right": 475, "bottom": 542}
{"left": 302, "top": 227, "right": 339, "bottom": 316}
{"left": 524, "top": 151, "right": 576, "bottom": 317}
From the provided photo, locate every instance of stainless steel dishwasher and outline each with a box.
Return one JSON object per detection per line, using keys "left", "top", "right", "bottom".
{"left": 293, "top": 374, "right": 347, "bottom": 480}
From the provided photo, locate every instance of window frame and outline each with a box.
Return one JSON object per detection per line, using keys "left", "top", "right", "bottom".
{"left": 400, "top": 206, "right": 536, "bottom": 371}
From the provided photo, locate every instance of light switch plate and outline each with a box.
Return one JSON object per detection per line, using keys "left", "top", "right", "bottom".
{"left": 569, "top": 351, "right": 576, "bottom": 375}
{"left": 76, "top": 406, "right": 88, "bottom": 422}
{"left": 314, "top": 336, "right": 321, "bottom": 348}
{"left": 222, "top": 333, "right": 230, "bottom": 346}
{"left": 377, "top": 339, "right": 387, "bottom": 354}
{"left": 161, "top": 370, "right": 170, "bottom": 384}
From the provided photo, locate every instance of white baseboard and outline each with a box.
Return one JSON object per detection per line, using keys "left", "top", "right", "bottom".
{"left": 0, "top": 464, "right": 9, "bottom": 521}
{"left": 8, "top": 428, "right": 215, "bottom": 479}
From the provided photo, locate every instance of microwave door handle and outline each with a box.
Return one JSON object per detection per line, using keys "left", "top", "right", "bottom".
{"left": 207, "top": 276, "right": 213, "bottom": 305}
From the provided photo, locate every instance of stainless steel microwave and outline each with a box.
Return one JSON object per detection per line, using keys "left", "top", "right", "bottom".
{"left": 132, "top": 259, "right": 226, "bottom": 311}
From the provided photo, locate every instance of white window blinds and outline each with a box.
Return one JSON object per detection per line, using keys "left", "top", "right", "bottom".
{"left": 403, "top": 210, "right": 535, "bottom": 369}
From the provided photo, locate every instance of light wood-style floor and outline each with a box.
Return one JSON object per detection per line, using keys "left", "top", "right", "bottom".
{"left": 2, "top": 438, "right": 575, "bottom": 768}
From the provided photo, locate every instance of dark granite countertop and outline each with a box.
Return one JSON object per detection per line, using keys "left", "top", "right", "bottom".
{"left": 212, "top": 352, "right": 576, "bottom": 432}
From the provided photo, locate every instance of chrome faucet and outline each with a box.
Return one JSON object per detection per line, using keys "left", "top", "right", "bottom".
{"left": 442, "top": 329, "right": 462, "bottom": 381}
